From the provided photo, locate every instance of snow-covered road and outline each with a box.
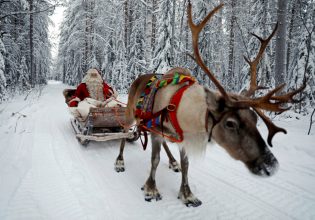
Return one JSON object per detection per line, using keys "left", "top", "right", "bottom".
{"left": 0, "top": 81, "right": 314, "bottom": 220}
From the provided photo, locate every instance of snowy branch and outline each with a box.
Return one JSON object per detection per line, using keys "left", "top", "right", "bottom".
{"left": 0, "top": 4, "right": 58, "bottom": 20}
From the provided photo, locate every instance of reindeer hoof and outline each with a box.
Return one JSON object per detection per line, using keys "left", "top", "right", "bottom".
{"left": 184, "top": 199, "right": 202, "bottom": 207}
{"left": 144, "top": 193, "right": 162, "bottom": 202}
{"left": 178, "top": 192, "right": 202, "bottom": 207}
{"left": 142, "top": 185, "right": 162, "bottom": 202}
{"left": 169, "top": 161, "right": 181, "bottom": 172}
{"left": 115, "top": 159, "right": 125, "bottom": 172}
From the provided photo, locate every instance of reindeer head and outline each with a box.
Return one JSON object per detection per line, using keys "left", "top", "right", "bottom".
{"left": 188, "top": 1, "right": 305, "bottom": 176}
{"left": 204, "top": 90, "right": 279, "bottom": 176}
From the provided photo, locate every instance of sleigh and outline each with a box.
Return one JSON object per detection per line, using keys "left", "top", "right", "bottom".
{"left": 63, "top": 89, "right": 140, "bottom": 146}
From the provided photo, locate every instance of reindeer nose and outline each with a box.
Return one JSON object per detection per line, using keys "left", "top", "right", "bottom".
{"left": 246, "top": 150, "right": 279, "bottom": 177}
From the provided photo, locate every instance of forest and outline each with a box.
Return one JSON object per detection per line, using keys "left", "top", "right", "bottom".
{"left": 1, "top": 1, "right": 315, "bottom": 218}
{"left": 0, "top": 0, "right": 314, "bottom": 112}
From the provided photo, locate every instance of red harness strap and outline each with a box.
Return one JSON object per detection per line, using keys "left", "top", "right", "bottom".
{"left": 138, "top": 84, "right": 193, "bottom": 149}
{"left": 137, "top": 79, "right": 195, "bottom": 149}
{"left": 167, "top": 83, "right": 193, "bottom": 142}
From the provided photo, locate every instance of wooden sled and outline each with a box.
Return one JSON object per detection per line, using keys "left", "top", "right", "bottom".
{"left": 64, "top": 89, "right": 140, "bottom": 146}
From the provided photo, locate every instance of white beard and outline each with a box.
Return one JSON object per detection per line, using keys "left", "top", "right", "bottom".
{"left": 85, "top": 78, "right": 105, "bottom": 101}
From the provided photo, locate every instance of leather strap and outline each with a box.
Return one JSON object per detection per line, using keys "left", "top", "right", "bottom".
{"left": 167, "top": 83, "right": 193, "bottom": 142}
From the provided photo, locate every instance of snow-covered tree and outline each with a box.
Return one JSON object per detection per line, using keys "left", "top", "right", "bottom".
{"left": 0, "top": 0, "right": 53, "bottom": 101}
{"left": 150, "top": 0, "right": 178, "bottom": 73}
{"left": 18, "top": 56, "right": 31, "bottom": 92}
{"left": 53, "top": 0, "right": 314, "bottom": 110}
{"left": 126, "top": 0, "right": 147, "bottom": 81}
{"left": 0, "top": 37, "right": 7, "bottom": 101}
{"left": 239, "top": 0, "right": 275, "bottom": 94}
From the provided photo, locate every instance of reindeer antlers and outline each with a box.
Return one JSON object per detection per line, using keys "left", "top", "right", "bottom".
{"left": 187, "top": 1, "right": 226, "bottom": 98}
{"left": 244, "top": 23, "right": 278, "bottom": 97}
{"left": 254, "top": 108, "right": 287, "bottom": 147}
{"left": 187, "top": 1, "right": 306, "bottom": 146}
{"left": 242, "top": 22, "right": 306, "bottom": 146}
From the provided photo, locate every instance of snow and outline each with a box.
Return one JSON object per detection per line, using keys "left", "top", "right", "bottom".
{"left": 0, "top": 81, "right": 314, "bottom": 220}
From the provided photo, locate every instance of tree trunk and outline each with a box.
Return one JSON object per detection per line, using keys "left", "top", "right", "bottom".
{"left": 29, "top": 0, "right": 34, "bottom": 87}
{"left": 286, "top": 0, "right": 297, "bottom": 76}
{"left": 274, "top": 0, "right": 288, "bottom": 90}
{"left": 151, "top": 0, "right": 157, "bottom": 56}
{"left": 124, "top": 0, "right": 129, "bottom": 53}
{"left": 144, "top": 0, "right": 153, "bottom": 70}
{"left": 63, "top": 63, "right": 66, "bottom": 83}
{"left": 84, "top": 0, "right": 89, "bottom": 72}
{"left": 227, "top": 0, "right": 236, "bottom": 89}
{"left": 90, "top": 0, "right": 95, "bottom": 65}
{"left": 170, "top": 0, "right": 176, "bottom": 65}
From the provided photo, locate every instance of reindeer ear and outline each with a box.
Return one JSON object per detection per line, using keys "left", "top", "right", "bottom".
{"left": 204, "top": 87, "right": 225, "bottom": 113}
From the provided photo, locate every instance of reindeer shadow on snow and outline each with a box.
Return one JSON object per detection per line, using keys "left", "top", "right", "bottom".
{"left": 114, "top": 1, "right": 306, "bottom": 207}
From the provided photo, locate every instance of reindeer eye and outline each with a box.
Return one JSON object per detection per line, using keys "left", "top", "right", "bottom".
{"left": 225, "top": 119, "right": 238, "bottom": 130}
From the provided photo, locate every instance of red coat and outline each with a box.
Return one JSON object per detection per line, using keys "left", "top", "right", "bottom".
{"left": 69, "top": 82, "right": 114, "bottom": 107}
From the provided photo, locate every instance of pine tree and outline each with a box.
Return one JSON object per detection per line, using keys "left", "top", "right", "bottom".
{"left": 127, "top": 0, "right": 146, "bottom": 81}
{"left": 150, "top": 0, "right": 177, "bottom": 73}
{"left": 18, "top": 56, "right": 31, "bottom": 92}
{"left": 0, "top": 0, "right": 52, "bottom": 99}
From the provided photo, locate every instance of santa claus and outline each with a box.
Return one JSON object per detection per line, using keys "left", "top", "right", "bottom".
{"left": 68, "top": 68, "right": 119, "bottom": 121}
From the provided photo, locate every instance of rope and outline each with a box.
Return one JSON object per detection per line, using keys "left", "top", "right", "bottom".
{"left": 108, "top": 97, "right": 133, "bottom": 129}
{"left": 110, "top": 94, "right": 184, "bottom": 143}
{"left": 112, "top": 97, "right": 128, "bottom": 106}
{"left": 112, "top": 104, "right": 181, "bottom": 143}
{"left": 112, "top": 106, "right": 135, "bottom": 130}
{"left": 140, "top": 125, "right": 182, "bottom": 143}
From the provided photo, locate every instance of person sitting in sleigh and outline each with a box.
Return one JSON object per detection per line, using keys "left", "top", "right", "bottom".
{"left": 65, "top": 68, "right": 119, "bottom": 121}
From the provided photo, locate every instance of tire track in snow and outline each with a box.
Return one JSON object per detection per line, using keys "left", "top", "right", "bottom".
{"left": 54, "top": 122, "right": 115, "bottom": 219}
{"left": 76, "top": 140, "right": 160, "bottom": 220}
{"left": 75, "top": 137, "right": 202, "bottom": 220}
{"left": 0, "top": 98, "right": 39, "bottom": 219}
{"left": 209, "top": 154, "right": 315, "bottom": 201}
{"left": 4, "top": 86, "right": 87, "bottom": 220}
{"left": 45, "top": 84, "right": 116, "bottom": 219}
{"left": 187, "top": 146, "right": 315, "bottom": 220}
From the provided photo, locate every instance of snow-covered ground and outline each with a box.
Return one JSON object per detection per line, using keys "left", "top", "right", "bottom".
{"left": 0, "top": 81, "right": 314, "bottom": 220}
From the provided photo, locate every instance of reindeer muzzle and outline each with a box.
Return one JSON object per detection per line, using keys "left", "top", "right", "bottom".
{"left": 246, "top": 150, "right": 279, "bottom": 177}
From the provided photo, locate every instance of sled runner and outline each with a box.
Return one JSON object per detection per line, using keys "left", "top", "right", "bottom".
{"left": 64, "top": 89, "right": 140, "bottom": 146}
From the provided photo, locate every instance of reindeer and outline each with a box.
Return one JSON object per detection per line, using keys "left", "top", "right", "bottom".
{"left": 115, "top": 1, "right": 305, "bottom": 207}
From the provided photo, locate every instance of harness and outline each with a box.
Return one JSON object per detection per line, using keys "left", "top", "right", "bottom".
{"left": 135, "top": 73, "right": 196, "bottom": 149}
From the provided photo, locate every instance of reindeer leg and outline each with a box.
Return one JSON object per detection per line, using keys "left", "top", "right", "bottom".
{"left": 178, "top": 149, "right": 202, "bottom": 207}
{"left": 115, "top": 138, "right": 126, "bottom": 172}
{"left": 162, "top": 141, "right": 181, "bottom": 172}
{"left": 141, "top": 134, "right": 162, "bottom": 202}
